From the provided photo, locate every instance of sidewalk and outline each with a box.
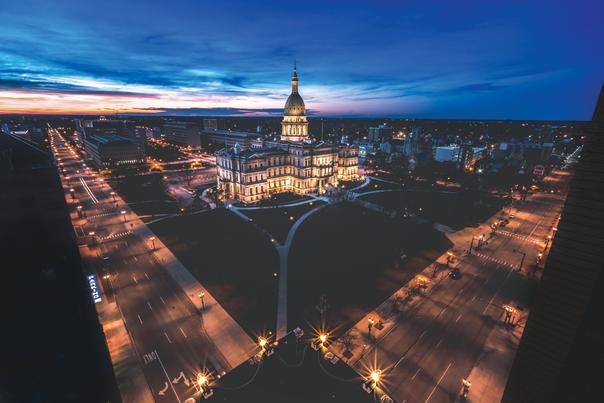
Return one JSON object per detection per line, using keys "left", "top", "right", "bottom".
{"left": 330, "top": 206, "right": 505, "bottom": 364}
{"left": 456, "top": 310, "right": 526, "bottom": 402}
{"left": 87, "top": 173, "right": 258, "bottom": 370}
{"left": 97, "top": 299, "right": 154, "bottom": 403}
{"left": 121, "top": 204, "right": 258, "bottom": 369}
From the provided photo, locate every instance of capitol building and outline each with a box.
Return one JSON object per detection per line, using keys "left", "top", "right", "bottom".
{"left": 216, "top": 66, "right": 359, "bottom": 204}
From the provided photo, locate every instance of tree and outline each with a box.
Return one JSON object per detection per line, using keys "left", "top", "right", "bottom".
{"left": 207, "top": 187, "right": 224, "bottom": 207}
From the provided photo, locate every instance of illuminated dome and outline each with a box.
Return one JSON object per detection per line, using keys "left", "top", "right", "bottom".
{"left": 284, "top": 92, "right": 306, "bottom": 116}
{"left": 281, "top": 65, "right": 309, "bottom": 142}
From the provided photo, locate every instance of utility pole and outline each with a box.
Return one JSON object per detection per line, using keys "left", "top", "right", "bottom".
{"left": 316, "top": 294, "right": 329, "bottom": 328}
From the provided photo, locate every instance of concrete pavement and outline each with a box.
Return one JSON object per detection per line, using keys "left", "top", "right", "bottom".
{"left": 50, "top": 129, "right": 257, "bottom": 403}
{"left": 329, "top": 169, "right": 571, "bottom": 403}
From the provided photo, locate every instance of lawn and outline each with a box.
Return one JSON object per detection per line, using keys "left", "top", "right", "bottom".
{"left": 242, "top": 200, "right": 327, "bottom": 244}
{"left": 287, "top": 202, "right": 452, "bottom": 336}
{"left": 149, "top": 208, "right": 279, "bottom": 337}
{"left": 111, "top": 173, "right": 179, "bottom": 219}
{"left": 354, "top": 178, "right": 403, "bottom": 194}
{"left": 213, "top": 332, "right": 373, "bottom": 403}
{"left": 360, "top": 190, "right": 507, "bottom": 230}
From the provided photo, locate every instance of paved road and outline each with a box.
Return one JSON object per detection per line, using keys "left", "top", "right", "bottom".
{"left": 51, "top": 129, "right": 229, "bottom": 403}
{"left": 353, "top": 170, "right": 571, "bottom": 403}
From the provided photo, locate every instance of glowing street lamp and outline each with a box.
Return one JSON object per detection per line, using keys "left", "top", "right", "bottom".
{"left": 76, "top": 205, "right": 84, "bottom": 218}
{"left": 368, "top": 318, "right": 375, "bottom": 340}
{"left": 69, "top": 188, "right": 75, "bottom": 199}
{"left": 319, "top": 333, "right": 328, "bottom": 345}
{"left": 110, "top": 191, "right": 116, "bottom": 202}
{"left": 362, "top": 369, "right": 382, "bottom": 393}
{"left": 149, "top": 236, "right": 156, "bottom": 250}
{"left": 121, "top": 210, "right": 127, "bottom": 222}
{"left": 198, "top": 292, "right": 205, "bottom": 311}
{"left": 259, "top": 337, "right": 268, "bottom": 349}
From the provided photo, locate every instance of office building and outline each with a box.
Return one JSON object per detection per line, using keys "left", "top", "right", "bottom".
{"left": 83, "top": 134, "right": 146, "bottom": 169}
{"left": 368, "top": 124, "right": 394, "bottom": 143}
{"left": 163, "top": 122, "right": 202, "bottom": 147}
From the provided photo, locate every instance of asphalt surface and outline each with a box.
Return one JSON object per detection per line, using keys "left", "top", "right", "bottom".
{"left": 50, "top": 129, "right": 229, "bottom": 403}
{"left": 353, "top": 170, "right": 571, "bottom": 403}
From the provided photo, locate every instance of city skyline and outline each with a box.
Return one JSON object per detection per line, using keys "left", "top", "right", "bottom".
{"left": 1, "top": 0, "right": 603, "bottom": 120}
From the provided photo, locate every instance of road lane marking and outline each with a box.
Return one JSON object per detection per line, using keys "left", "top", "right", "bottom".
{"left": 155, "top": 350, "right": 181, "bottom": 403}
{"left": 132, "top": 275, "right": 138, "bottom": 284}
{"left": 456, "top": 314, "right": 462, "bottom": 322}
{"left": 133, "top": 256, "right": 138, "bottom": 262}
{"left": 137, "top": 314, "right": 143, "bottom": 325}
{"left": 435, "top": 339, "right": 443, "bottom": 348}
{"left": 482, "top": 293, "right": 498, "bottom": 315}
{"left": 164, "top": 331, "right": 172, "bottom": 344}
{"left": 425, "top": 361, "right": 453, "bottom": 403}
{"left": 145, "top": 272, "right": 151, "bottom": 280}
{"left": 160, "top": 296, "right": 166, "bottom": 305}
{"left": 412, "top": 368, "right": 421, "bottom": 380}
{"left": 472, "top": 295, "right": 476, "bottom": 302}
{"left": 179, "top": 327, "right": 187, "bottom": 338}
{"left": 147, "top": 301, "right": 153, "bottom": 311}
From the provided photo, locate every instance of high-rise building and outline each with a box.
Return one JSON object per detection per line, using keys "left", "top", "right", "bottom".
{"left": 403, "top": 127, "right": 421, "bottom": 156}
{"left": 502, "top": 84, "right": 604, "bottom": 403}
{"left": 203, "top": 118, "right": 219, "bottom": 131}
{"left": 368, "top": 124, "right": 394, "bottom": 143}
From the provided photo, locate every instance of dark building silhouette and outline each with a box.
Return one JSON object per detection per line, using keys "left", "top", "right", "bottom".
{"left": 0, "top": 133, "right": 120, "bottom": 402}
{"left": 502, "top": 84, "right": 604, "bottom": 402}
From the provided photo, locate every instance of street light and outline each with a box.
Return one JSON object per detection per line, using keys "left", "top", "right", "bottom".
{"left": 149, "top": 236, "right": 156, "bottom": 250}
{"left": 76, "top": 205, "right": 84, "bottom": 218}
{"left": 319, "top": 333, "right": 328, "bottom": 345}
{"left": 198, "top": 292, "right": 205, "bottom": 311}
{"left": 368, "top": 318, "right": 374, "bottom": 340}
{"left": 110, "top": 191, "right": 116, "bottom": 202}
{"left": 544, "top": 235, "right": 552, "bottom": 250}
{"left": 121, "top": 210, "right": 127, "bottom": 222}
{"left": 69, "top": 188, "right": 75, "bottom": 199}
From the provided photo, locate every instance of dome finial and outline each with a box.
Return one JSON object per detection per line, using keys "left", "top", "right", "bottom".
{"left": 291, "top": 62, "right": 299, "bottom": 93}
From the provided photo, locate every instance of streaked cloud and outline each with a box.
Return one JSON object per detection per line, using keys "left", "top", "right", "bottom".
{"left": 0, "top": 0, "right": 602, "bottom": 119}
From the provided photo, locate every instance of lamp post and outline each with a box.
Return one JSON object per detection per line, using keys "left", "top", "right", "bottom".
{"left": 544, "top": 235, "right": 552, "bottom": 250}
{"left": 368, "top": 318, "right": 374, "bottom": 340}
{"left": 121, "top": 210, "right": 127, "bottom": 222}
{"left": 198, "top": 292, "right": 205, "bottom": 311}
{"left": 513, "top": 249, "right": 526, "bottom": 272}
{"left": 70, "top": 188, "right": 75, "bottom": 199}
{"left": 149, "top": 236, "right": 156, "bottom": 251}
{"left": 110, "top": 191, "right": 116, "bottom": 202}
{"left": 76, "top": 205, "right": 84, "bottom": 218}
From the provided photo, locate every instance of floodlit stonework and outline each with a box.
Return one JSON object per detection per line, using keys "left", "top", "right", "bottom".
{"left": 216, "top": 67, "right": 359, "bottom": 204}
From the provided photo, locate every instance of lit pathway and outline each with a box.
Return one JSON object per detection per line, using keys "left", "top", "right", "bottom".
{"left": 229, "top": 199, "right": 329, "bottom": 340}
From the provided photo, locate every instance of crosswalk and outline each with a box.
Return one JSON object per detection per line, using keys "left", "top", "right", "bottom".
{"left": 472, "top": 251, "right": 517, "bottom": 269}
{"left": 494, "top": 229, "right": 541, "bottom": 245}
{"left": 101, "top": 230, "right": 133, "bottom": 241}
{"left": 88, "top": 211, "right": 117, "bottom": 220}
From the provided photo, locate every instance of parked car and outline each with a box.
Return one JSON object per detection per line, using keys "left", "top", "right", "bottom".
{"left": 449, "top": 267, "right": 461, "bottom": 280}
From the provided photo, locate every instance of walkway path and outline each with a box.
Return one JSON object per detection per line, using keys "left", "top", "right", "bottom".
{"left": 229, "top": 198, "right": 330, "bottom": 340}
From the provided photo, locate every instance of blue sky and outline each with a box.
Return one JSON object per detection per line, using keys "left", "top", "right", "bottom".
{"left": 0, "top": 0, "right": 602, "bottom": 119}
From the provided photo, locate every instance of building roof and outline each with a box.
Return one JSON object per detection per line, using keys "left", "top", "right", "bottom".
{"left": 87, "top": 134, "right": 135, "bottom": 145}
{"left": 204, "top": 129, "right": 259, "bottom": 139}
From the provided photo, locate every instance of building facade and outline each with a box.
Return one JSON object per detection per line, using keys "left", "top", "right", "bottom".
{"left": 216, "top": 67, "right": 359, "bottom": 204}
{"left": 83, "top": 134, "right": 146, "bottom": 169}
{"left": 163, "top": 122, "right": 202, "bottom": 147}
